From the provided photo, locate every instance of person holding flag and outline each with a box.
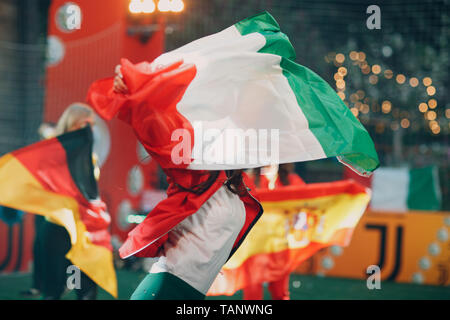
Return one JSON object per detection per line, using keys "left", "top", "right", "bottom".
{"left": 87, "top": 11, "right": 378, "bottom": 300}
{"left": 0, "top": 103, "right": 117, "bottom": 299}
{"left": 243, "top": 163, "right": 306, "bottom": 300}
{"left": 248, "top": 163, "right": 305, "bottom": 190}
{"left": 20, "top": 123, "right": 56, "bottom": 298}
{"left": 38, "top": 103, "right": 99, "bottom": 300}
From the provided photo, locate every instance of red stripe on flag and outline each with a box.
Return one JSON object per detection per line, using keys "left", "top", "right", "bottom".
{"left": 256, "top": 179, "right": 368, "bottom": 202}
{"left": 12, "top": 139, "right": 111, "bottom": 250}
{"left": 208, "top": 227, "right": 356, "bottom": 296}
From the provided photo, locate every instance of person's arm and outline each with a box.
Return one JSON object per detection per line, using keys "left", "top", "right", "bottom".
{"left": 87, "top": 58, "right": 196, "bottom": 169}
{"left": 87, "top": 58, "right": 189, "bottom": 124}
{"left": 113, "top": 64, "right": 128, "bottom": 94}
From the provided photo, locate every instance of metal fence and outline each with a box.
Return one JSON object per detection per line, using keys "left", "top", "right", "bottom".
{"left": 164, "top": 0, "right": 449, "bottom": 209}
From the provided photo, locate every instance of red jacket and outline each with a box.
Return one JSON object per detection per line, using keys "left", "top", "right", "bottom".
{"left": 87, "top": 59, "right": 262, "bottom": 259}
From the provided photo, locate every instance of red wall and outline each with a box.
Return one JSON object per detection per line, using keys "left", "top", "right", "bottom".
{"left": 0, "top": 0, "right": 164, "bottom": 273}
{"left": 45, "top": 0, "right": 165, "bottom": 241}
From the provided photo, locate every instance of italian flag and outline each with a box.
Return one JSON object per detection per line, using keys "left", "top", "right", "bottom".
{"left": 88, "top": 12, "right": 379, "bottom": 175}
{"left": 370, "top": 166, "right": 442, "bottom": 211}
{"left": 207, "top": 180, "right": 371, "bottom": 296}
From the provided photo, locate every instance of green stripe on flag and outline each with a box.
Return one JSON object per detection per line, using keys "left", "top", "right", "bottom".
{"left": 235, "top": 12, "right": 296, "bottom": 60}
{"left": 281, "top": 59, "right": 379, "bottom": 175}
{"left": 235, "top": 12, "right": 379, "bottom": 175}
{"left": 407, "top": 166, "right": 442, "bottom": 211}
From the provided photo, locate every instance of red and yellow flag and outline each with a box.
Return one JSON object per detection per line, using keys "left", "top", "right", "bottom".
{"left": 0, "top": 127, "right": 117, "bottom": 298}
{"left": 208, "top": 180, "right": 371, "bottom": 296}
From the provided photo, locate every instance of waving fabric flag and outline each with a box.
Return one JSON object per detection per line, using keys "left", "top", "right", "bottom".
{"left": 0, "top": 127, "right": 117, "bottom": 298}
{"left": 88, "top": 11, "right": 379, "bottom": 176}
{"left": 207, "top": 180, "right": 371, "bottom": 296}
{"left": 370, "top": 166, "right": 441, "bottom": 211}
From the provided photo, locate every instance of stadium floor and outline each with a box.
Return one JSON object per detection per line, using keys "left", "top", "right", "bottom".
{"left": 0, "top": 270, "right": 448, "bottom": 300}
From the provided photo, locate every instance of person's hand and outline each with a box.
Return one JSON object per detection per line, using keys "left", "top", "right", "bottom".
{"left": 113, "top": 64, "right": 129, "bottom": 94}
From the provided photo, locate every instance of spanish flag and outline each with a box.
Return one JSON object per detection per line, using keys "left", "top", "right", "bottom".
{"left": 207, "top": 180, "right": 370, "bottom": 296}
{"left": 0, "top": 126, "right": 117, "bottom": 298}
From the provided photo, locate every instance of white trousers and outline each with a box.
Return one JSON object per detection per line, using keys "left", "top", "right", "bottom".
{"left": 150, "top": 184, "right": 246, "bottom": 294}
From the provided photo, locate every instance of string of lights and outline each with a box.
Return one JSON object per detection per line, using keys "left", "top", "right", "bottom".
{"left": 327, "top": 51, "right": 448, "bottom": 136}
{"left": 128, "top": 0, "right": 185, "bottom": 14}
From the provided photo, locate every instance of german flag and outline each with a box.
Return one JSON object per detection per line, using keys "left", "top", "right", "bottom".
{"left": 207, "top": 180, "right": 370, "bottom": 296}
{"left": 0, "top": 126, "right": 117, "bottom": 298}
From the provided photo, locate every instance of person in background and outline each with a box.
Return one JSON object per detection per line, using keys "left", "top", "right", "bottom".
{"left": 257, "top": 163, "right": 305, "bottom": 190}
{"left": 20, "top": 123, "right": 56, "bottom": 298}
{"left": 243, "top": 163, "right": 305, "bottom": 300}
{"left": 39, "top": 103, "right": 99, "bottom": 300}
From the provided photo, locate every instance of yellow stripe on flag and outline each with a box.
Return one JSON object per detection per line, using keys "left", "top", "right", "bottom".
{"left": 0, "top": 154, "right": 78, "bottom": 241}
{"left": 224, "top": 192, "right": 370, "bottom": 270}
{"left": 0, "top": 154, "right": 117, "bottom": 298}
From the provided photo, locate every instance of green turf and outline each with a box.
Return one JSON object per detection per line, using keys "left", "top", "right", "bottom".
{"left": 0, "top": 271, "right": 448, "bottom": 300}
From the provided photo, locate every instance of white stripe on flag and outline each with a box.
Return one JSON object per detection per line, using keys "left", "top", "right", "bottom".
{"left": 371, "top": 167, "right": 410, "bottom": 212}
{"left": 154, "top": 25, "right": 325, "bottom": 169}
